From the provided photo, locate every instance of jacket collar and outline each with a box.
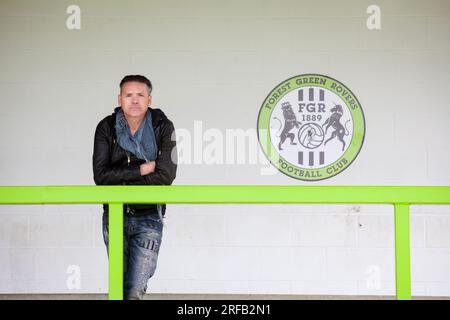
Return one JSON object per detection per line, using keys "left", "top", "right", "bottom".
{"left": 113, "top": 106, "right": 166, "bottom": 129}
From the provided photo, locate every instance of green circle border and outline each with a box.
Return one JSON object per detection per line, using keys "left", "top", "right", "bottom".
{"left": 257, "top": 74, "right": 366, "bottom": 181}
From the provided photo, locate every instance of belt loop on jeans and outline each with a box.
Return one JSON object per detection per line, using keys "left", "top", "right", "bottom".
{"left": 157, "top": 204, "right": 165, "bottom": 227}
{"left": 126, "top": 205, "right": 134, "bottom": 216}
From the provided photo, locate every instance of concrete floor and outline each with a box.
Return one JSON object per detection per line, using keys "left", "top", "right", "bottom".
{"left": 0, "top": 293, "right": 447, "bottom": 300}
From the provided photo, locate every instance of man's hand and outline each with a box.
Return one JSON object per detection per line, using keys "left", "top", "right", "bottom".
{"left": 140, "top": 161, "right": 156, "bottom": 176}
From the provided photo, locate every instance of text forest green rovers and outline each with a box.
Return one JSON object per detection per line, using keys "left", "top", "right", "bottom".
{"left": 258, "top": 74, "right": 366, "bottom": 181}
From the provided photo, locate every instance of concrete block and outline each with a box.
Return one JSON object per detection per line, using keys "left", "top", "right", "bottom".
{"left": 292, "top": 17, "right": 363, "bottom": 51}
{"left": 129, "top": 18, "right": 195, "bottom": 51}
{"left": 29, "top": 16, "right": 68, "bottom": 51}
{"left": 0, "top": 279, "right": 38, "bottom": 294}
{"left": 186, "top": 246, "right": 326, "bottom": 282}
{"left": 360, "top": 16, "right": 428, "bottom": 50}
{"left": 154, "top": 245, "right": 198, "bottom": 280}
{"left": 159, "top": 246, "right": 306, "bottom": 282}
{"left": 410, "top": 215, "right": 425, "bottom": 248}
{"left": 291, "top": 214, "right": 357, "bottom": 247}
{"left": 150, "top": 279, "right": 250, "bottom": 294}
{"left": 71, "top": 50, "right": 131, "bottom": 82}
{"left": 291, "top": 280, "right": 358, "bottom": 296}
{"left": 34, "top": 247, "right": 107, "bottom": 280}
{"left": 163, "top": 214, "right": 226, "bottom": 246}
{"left": 357, "top": 215, "right": 394, "bottom": 248}
{"left": 0, "top": 114, "right": 40, "bottom": 151}
{"left": 29, "top": 214, "right": 92, "bottom": 247}
{"left": 260, "top": 51, "right": 330, "bottom": 86}
{"left": 189, "top": 18, "right": 266, "bottom": 51}
{"left": 411, "top": 205, "right": 450, "bottom": 215}
{"left": 427, "top": 17, "right": 450, "bottom": 49}
{"left": 358, "top": 140, "right": 400, "bottom": 183}
{"left": 0, "top": 0, "right": 65, "bottom": 16}
{"left": 356, "top": 280, "right": 395, "bottom": 296}
{"left": 325, "top": 248, "right": 395, "bottom": 282}
{"left": 34, "top": 148, "right": 94, "bottom": 185}
{"left": 129, "top": 52, "right": 197, "bottom": 87}
{"left": 287, "top": 247, "right": 327, "bottom": 281}
{"left": 0, "top": 84, "right": 31, "bottom": 118}
{"left": 261, "top": 0, "right": 368, "bottom": 18}
{"left": 259, "top": 17, "right": 362, "bottom": 52}
{"left": 0, "top": 214, "right": 29, "bottom": 248}
{"left": 411, "top": 248, "right": 450, "bottom": 282}
{"left": 189, "top": 247, "right": 257, "bottom": 281}
{"left": 0, "top": 16, "right": 31, "bottom": 50}
{"left": 42, "top": 205, "right": 98, "bottom": 214}
{"left": 247, "top": 281, "right": 292, "bottom": 294}
{"left": 424, "top": 282, "right": 450, "bottom": 297}
{"left": 0, "top": 0, "right": 134, "bottom": 20}
{"left": 323, "top": 204, "right": 392, "bottom": 215}
{"left": 166, "top": 204, "right": 331, "bottom": 216}
{"left": 92, "top": 213, "right": 105, "bottom": 248}
{"left": 225, "top": 214, "right": 292, "bottom": 246}
{"left": 0, "top": 205, "right": 43, "bottom": 215}
{"left": 0, "top": 248, "right": 36, "bottom": 280}
{"left": 35, "top": 277, "right": 107, "bottom": 294}
{"left": 69, "top": 0, "right": 136, "bottom": 18}
{"left": 193, "top": 52, "right": 263, "bottom": 85}
{"left": 411, "top": 281, "right": 427, "bottom": 297}
{"left": 425, "top": 216, "right": 450, "bottom": 247}
{"left": 378, "top": 0, "right": 450, "bottom": 16}
{"left": 132, "top": 0, "right": 265, "bottom": 18}
{"left": 428, "top": 147, "right": 450, "bottom": 182}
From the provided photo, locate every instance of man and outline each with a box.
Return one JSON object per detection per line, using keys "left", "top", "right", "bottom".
{"left": 93, "top": 75, "right": 177, "bottom": 300}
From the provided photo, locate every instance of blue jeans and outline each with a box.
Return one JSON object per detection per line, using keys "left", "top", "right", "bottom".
{"left": 102, "top": 214, "right": 163, "bottom": 300}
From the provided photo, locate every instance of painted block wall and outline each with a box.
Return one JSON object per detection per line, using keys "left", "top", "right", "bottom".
{"left": 0, "top": 0, "right": 449, "bottom": 296}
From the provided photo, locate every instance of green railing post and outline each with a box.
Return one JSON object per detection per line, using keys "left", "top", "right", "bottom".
{"left": 394, "top": 203, "right": 412, "bottom": 300}
{"left": 108, "top": 203, "right": 123, "bottom": 300}
{"left": 0, "top": 186, "right": 448, "bottom": 300}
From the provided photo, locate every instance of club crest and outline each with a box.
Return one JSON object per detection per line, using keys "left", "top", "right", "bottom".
{"left": 257, "top": 74, "right": 366, "bottom": 181}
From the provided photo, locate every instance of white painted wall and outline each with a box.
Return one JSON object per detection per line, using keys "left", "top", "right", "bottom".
{"left": 0, "top": 0, "right": 449, "bottom": 296}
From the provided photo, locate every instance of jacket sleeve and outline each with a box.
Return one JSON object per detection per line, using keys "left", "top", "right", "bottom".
{"left": 128, "top": 119, "right": 178, "bottom": 186}
{"left": 92, "top": 119, "right": 142, "bottom": 185}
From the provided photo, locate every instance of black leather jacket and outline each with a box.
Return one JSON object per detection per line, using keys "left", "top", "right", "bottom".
{"left": 92, "top": 107, "right": 177, "bottom": 216}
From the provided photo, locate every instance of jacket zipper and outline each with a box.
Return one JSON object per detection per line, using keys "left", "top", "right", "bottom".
{"left": 126, "top": 152, "right": 132, "bottom": 215}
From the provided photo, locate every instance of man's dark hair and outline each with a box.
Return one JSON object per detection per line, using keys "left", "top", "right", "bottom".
{"left": 120, "top": 75, "right": 153, "bottom": 95}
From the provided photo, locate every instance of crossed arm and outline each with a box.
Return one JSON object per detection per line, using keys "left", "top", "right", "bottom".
{"left": 93, "top": 119, "right": 177, "bottom": 186}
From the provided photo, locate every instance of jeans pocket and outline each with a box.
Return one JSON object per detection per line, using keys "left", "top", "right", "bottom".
{"left": 135, "top": 232, "right": 161, "bottom": 253}
{"left": 141, "top": 216, "right": 163, "bottom": 230}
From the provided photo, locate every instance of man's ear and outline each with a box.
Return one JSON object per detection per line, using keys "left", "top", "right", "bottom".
{"left": 117, "top": 94, "right": 121, "bottom": 106}
{"left": 148, "top": 95, "right": 152, "bottom": 106}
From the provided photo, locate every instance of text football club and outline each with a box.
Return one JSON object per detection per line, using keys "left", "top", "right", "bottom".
{"left": 258, "top": 74, "right": 366, "bottom": 181}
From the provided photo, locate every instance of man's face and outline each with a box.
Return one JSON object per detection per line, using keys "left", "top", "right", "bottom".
{"left": 118, "top": 81, "right": 152, "bottom": 119}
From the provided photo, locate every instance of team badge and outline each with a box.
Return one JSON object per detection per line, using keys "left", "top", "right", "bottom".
{"left": 258, "top": 74, "right": 365, "bottom": 181}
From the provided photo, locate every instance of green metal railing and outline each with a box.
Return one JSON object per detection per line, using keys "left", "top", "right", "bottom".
{"left": 1, "top": 185, "right": 450, "bottom": 300}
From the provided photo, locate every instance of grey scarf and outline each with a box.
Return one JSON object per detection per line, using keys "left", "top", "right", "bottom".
{"left": 115, "top": 107, "right": 158, "bottom": 162}
{"left": 115, "top": 107, "right": 164, "bottom": 224}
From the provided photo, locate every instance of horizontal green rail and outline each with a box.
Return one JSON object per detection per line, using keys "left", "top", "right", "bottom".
{"left": 1, "top": 185, "right": 450, "bottom": 300}
{"left": 1, "top": 185, "right": 449, "bottom": 204}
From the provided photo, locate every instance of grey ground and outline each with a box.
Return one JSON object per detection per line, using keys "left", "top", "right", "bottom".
{"left": 0, "top": 294, "right": 448, "bottom": 300}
